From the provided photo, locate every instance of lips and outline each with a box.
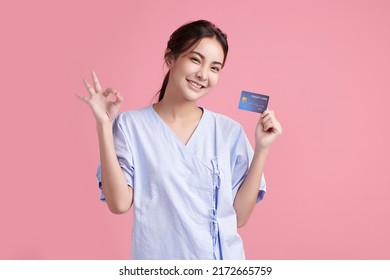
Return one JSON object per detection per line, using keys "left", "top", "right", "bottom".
{"left": 186, "top": 79, "right": 205, "bottom": 89}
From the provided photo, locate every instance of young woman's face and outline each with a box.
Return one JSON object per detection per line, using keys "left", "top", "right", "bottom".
{"left": 167, "top": 37, "right": 225, "bottom": 102}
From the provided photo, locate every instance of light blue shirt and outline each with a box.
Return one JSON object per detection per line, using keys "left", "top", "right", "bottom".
{"left": 96, "top": 105, "right": 266, "bottom": 259}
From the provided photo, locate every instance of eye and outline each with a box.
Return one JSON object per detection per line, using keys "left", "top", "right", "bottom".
{"left": 191, "top": 57, "right": 201, "bottom": 63}
{"left": 211, "top": 66, "right": 221, "bottom": 73}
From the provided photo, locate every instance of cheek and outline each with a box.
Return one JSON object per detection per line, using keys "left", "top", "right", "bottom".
{"left": 171, "top": 60, "right": 192, "bottom": 74}
{"left": 184, "top": 62, "right": 198, "bottom": 73}
{"left": 209, "top": 73, "right": 220, "bottom": 86}
{"left": 175, "top": 59, "right": 195, "bottom": 72}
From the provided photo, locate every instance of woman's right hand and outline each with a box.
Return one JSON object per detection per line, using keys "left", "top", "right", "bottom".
{"left": 77, "top": 71, "right": 123, "bottom": 124}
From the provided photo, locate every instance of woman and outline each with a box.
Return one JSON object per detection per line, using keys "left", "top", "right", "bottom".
{"left": 77, "top": 20, "right": 282, "bottom": 259}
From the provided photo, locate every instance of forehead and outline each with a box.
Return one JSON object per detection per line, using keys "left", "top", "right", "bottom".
{"left": 186, "top": 37, "right": 224, "bottom": 63}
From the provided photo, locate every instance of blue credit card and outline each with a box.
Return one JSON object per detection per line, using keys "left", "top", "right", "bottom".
{"left": 238, "top": 90, "right": 269, "bottom": 113}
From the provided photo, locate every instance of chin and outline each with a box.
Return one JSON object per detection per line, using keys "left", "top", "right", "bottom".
{"left": 184, "top": 92, "right": 209, "bottom": 102}
{"left": 187, "top": 87, "right": 212, "bottom": 99}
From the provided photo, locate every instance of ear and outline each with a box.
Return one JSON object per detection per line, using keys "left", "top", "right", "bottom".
{"left": 166, "top": 58, "right": 173, "bottom": 68}
{"left": 165, "top": 49, "right": 174, "bottom": 69}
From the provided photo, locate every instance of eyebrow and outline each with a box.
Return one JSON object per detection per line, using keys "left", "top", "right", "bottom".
{"left": 190, "top": 51, "right": 223, "bottom": 66}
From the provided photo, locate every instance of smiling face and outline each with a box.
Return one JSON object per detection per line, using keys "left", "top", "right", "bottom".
{"left": 165, "top": 37, "right": 225, "bottom": 102}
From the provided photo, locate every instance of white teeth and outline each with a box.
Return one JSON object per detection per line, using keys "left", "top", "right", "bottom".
{"left": 188, "top": 80, "right": 203, "bottom": 89}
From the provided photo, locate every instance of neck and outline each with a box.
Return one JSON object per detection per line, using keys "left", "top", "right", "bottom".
{"left": 154, "top": 88, "right": 202, "bottom": 121}
{"left": 153, "top": 99, "right": 201, "bottom": 122}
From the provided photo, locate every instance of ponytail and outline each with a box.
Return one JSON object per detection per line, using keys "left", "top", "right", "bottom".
{"left": 157, "top": 70, "right": 170, "bottom": 102}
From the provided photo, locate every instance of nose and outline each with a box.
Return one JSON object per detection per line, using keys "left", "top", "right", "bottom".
{"left": 196, "top": 66, "right": 208, "bottom": 81}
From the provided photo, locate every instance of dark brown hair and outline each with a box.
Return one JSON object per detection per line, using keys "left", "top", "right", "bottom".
{"left": 157, "top": 20, "right": 228, "bottom": 102}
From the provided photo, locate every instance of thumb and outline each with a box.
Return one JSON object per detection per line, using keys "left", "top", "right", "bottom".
{"left": 113, "top": 91, "right": 123, "bottom": 106}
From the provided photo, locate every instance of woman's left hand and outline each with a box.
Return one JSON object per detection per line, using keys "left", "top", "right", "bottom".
{"left": 255, "top": 109, "right": 283, "bottom": 149}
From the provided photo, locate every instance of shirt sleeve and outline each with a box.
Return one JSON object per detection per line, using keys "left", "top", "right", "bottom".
{"left": 231, "top": 126, "right": 266, "bottom": 203}
{"left": 96, "top": 114, "right": 135, "bottom": 202}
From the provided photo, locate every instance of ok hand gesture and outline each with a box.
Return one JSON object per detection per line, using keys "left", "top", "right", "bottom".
{"left": 77, "top": 71, "right": 123, "bottom": 124}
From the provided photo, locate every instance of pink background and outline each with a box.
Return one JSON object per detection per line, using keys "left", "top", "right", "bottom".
{"left": 1, "top": 0, "right": 389, "bottom": 259}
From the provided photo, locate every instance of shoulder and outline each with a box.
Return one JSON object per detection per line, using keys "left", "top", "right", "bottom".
{"left": 204, "top": 108, "right": 244, "bottom": 133}
{"left": 112, "top": 106, "right": 153, "bottom": 142}
{"left": 115, "top": 106, "right": 152, "bottom": 126}
{"left": 117, "top": 106, "right": 151, "bottom": 119}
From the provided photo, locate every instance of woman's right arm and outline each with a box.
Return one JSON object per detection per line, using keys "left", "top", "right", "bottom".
{"left": 77, "top": 71, "right": 133, "bottom": 214}
{"left": 97, "top": 120, "right": 133, "bottom": 214}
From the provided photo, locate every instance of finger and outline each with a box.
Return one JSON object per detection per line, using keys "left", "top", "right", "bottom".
{"left": 113, "top": 91, "right": 123, "bottom": 105}
{"left": 102, "top": 87, "right": 116, "bottom": 95}
{"left": 102, "top": 88, "right": 117, "bottom": 99}
{"left": 113, "top": 89, "right": 122, "bottom": 99}
{"left": 268, "top": 120, "right": 283, "bottom": 135}
{"left": 274, "top": 121, "right": 283, "bottom": 134}
{"left": 76, "top": 93, "right": 90, "bottom": 104}
{"left": 92, "top": 71, "right": 102, "bottom": 92}
{"left": 263, "top": 123, "right": 270, "bottom": 132}
{"left": 83, "top": 79, "right": 95, "bottom": 96}
{"left": 262, "top": 114, "right": 273, "bottom": 123}
{"left": 263, "top": 119, "right": 274, "bottom": 132}
{"left": 261, "top": 109, "right": 275, "bottom": 118}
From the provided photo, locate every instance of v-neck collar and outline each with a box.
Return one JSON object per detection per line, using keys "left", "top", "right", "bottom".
{"left": 149, "top": 104, "right": 206, "bottom": 148}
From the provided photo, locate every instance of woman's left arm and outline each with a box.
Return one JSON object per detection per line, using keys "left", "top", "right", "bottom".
{"left": 233, "top": 110, "right": 282, "bottom": 227}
